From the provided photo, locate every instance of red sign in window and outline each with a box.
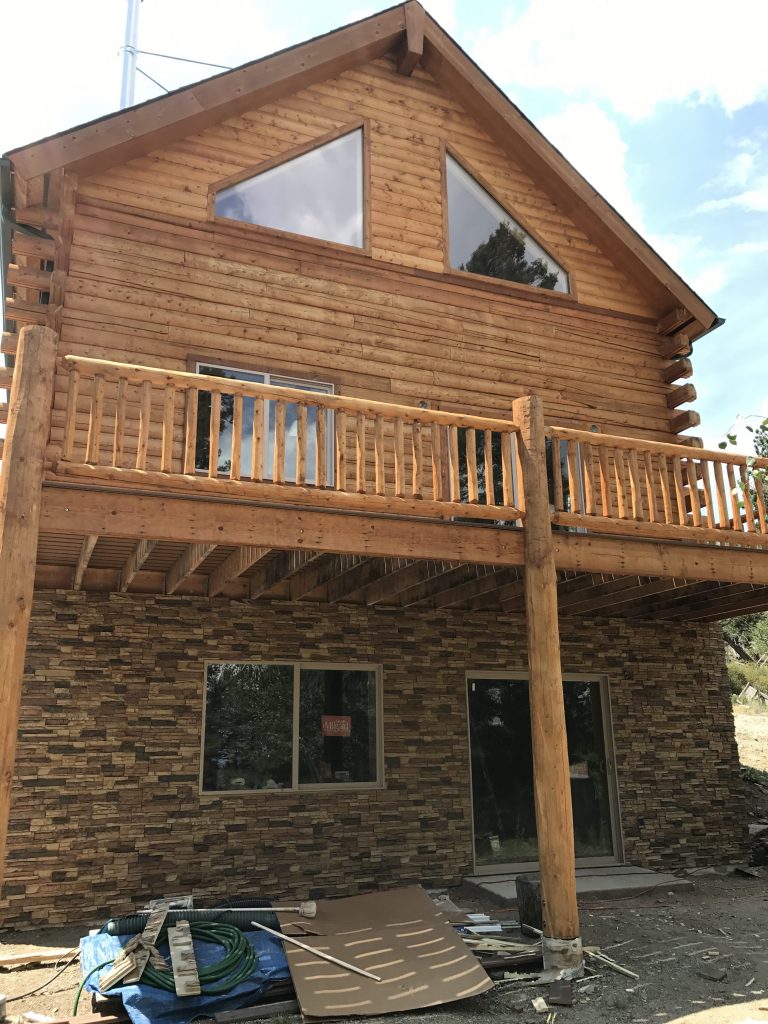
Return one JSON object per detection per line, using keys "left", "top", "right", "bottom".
{"left": 322, "top": 715, "right": 352, "bottom": 737}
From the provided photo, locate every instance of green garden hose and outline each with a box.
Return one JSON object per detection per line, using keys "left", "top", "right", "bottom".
{"left": 73, "top": 921, "right": 260, "bottom": 1014}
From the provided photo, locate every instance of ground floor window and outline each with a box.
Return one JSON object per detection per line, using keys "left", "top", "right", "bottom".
{"left": 201, "top": 662, "right": 381, "bottom": 793}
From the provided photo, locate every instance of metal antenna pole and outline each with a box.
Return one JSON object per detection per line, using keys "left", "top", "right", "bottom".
{"left": 119, "top": 0, "right": 141, "bottom": 109}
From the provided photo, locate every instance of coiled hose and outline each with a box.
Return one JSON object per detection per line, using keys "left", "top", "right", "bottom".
{"left": 73, "top": 921, "right": 260, "bottom": 1013}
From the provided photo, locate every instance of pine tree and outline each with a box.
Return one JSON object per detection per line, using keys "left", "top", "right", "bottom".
{"left": 461, "top": 221, "right": 560, "bottom": 290}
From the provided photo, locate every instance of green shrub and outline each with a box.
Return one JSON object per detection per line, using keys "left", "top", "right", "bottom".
{"left": 728, "top": 663, "right": 749, "bottom": 696}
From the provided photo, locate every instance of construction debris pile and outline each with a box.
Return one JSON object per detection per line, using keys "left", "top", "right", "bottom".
{"left": 0, "top": 887, "right": 643, "bottom": 1024}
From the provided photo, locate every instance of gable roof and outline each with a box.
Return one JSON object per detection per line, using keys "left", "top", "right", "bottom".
{"left": 4, "top": 1, "right": 718, "bottom": 336}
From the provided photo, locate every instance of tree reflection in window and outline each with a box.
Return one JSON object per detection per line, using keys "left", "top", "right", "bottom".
{"left": 452, "top": 429, "right": 582, "bottom": 524}
{"left": 446, "top": 153, "right": 568, "bottom": 292}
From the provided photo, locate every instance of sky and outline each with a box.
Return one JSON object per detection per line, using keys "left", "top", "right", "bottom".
{"left": 3, "top": 0, "right": 767, "bottom": 453}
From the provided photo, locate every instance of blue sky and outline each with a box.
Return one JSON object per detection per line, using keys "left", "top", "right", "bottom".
{"left": 4, "top": 0, "right": 767, "bottom": 452}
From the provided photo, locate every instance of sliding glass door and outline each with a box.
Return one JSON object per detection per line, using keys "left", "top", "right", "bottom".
{"left": 467, "top": 674, "right": 621, "bottom": 871}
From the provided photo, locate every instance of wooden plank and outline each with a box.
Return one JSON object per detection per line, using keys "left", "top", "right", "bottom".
{"left": 209, "top": 390, "right": 221, "bottom": 478}
{"left": 740, "top": 465, "right": 756, "bottom": 532}
{"left": 552, "top": 439, "right": 565, "bottom": 511}
{"left": 412, "top": 419, "right": 423, "bottom": 498}
{"left": 73, "top": 535, "right": 98, "bottom": 590}
{"left": 667, "top": 382, "right": 697, "bottom": 408}
{"left": 113, "top": 376, "right": 127, "bottom": 468}
{"left": 448, "top": 425, "right": 460, "bottom": 501}
{"left": 394, "top": 416, "right": 406, "bottom": 497}
{"left": 566, "top": 440, "right": 581, "bottom": 514}
{"left": 0, "top": 327, "right": 58, "bottom": 888}
{"left": 250, "top": 550, "right": 321, "bottom": 598}
{"left": 182, "top": 388, "right": 199, "bottom": 475}
{"left": 685, "top": 459, "right": 702, "bottom": 527}
{"left": 168, "top": 920, "right": 202, "bottom": 997}
{"left": 62, "top": 367, "right": 80, "bottom": 461}
{"left": 465, "top": 427, "right": 478, "bottom": 504}
{"left": 251, "top": 396, "right": 265, "bottom": 481}
{"left": 161, "top": 385, "right": 176, "bottom": 473}
{"left": 207, "top": 544, "right": 271, "bottom": 597}
{"left": 712, "top": 460, "right": 730, "bottom": 529}
{"left": 511, "top": 394, "right": 580, "bottom": 957}
{"left": 0, "top": 947, "right": 78, "bottom": 968}
{"left": 551, "top": 511, "right": 768, "bottom": 551}
{"left": 627, "top": 448, "right": 641, "bottom": 519}
{"left": 397, "top": 1, "right": 425, "bottom": 75}
{"left": 315, "top": 406, "right": 327, "bottom": 487}
{"left": 166, "top": 542, "right": 216, "bottom": 594}
{"left": 295, "top": 401, "right": 307, "bottom": 486}
{"left": 335, "top": 410, "right": 347, "bottom": 491}
{"left": 355, "top": 411, "right": 367, "bottom": 493}
{"left": 85, "top": 373, "right": 105, "bottom": 464}
{"left": 119, "top": 539, "right": 157, "bottom": 592}
{"left": 137, "top": 380, "right": 153, "bottom": 471}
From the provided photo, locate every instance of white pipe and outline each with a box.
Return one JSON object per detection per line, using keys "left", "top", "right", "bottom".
{"left": 119, "top": 0, "right": 141, "bottom": 109}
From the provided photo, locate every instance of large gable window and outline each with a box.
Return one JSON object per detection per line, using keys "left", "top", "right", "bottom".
{"left": 446, "top": 152, "right": 568, "bottom": 293}
{"left": 202, "top": 662, "right": 382, "bottom": 793}
{"left": 213, "top": 127, "right": 364, "bottom": 248}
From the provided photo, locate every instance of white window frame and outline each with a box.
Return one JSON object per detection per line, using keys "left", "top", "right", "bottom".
{"left": 199, "top": 660, "right": 384, "bottom": 796}
{"left": 195, "top": 361, "right": 335, "bottom": 485}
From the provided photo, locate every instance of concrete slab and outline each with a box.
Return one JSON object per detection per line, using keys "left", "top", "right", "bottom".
{"left": 464, "top": 865, "right": 694, "bottom": 904}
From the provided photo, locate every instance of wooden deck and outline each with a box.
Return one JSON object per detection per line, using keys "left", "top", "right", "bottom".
{"left": 13, "top": 349, "right": 765, "bottom": 619}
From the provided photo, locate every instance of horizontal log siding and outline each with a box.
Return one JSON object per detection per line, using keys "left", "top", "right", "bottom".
{"left": 77, "top": 58, "right": 655, "bottom": 318}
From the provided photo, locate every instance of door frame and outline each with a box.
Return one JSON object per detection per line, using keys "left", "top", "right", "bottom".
{"left": 465, "top": 669, "right": 625, "bottom": 875}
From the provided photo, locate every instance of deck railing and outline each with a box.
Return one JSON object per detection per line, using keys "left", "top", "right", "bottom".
{"left": 547, "top": 425, "right": 768, "bottom": 548}
{"left": 53, "top": 355, "right": 525, "bottom": 524}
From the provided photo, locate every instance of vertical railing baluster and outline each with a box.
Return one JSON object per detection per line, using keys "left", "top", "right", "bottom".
{"left": 582, "top": 442, "right": 595, "bottom": 515}
{"left": 137, "top": 379, "right": 152, "bottom": 471}
{"left": 627, "top": 449, "right": 641, "bottom": 518}
{"left": 658, "top": 455, "right": 673, "bottom": 524}
{"left": 335, "top": 410, "right": 347, "bottom": 491}
{"left": 62, "top": 367, "right": 80, "bottom": 462}
{"left": 685, "top": 458, "right": 701, "bottom": 526}
{"left": 208, "top": 391, "right": 221, "bottom": 478}
{"left": 739, "top": 465, "right": 756, "bottom": 532}
{"left": 726, "top": 462, "right": 741, "bottom": 531}
{"left": 672, "top": 457, "right": 687, "bottom": 525}
{"left": 598, "top": 445, "right": 613, "bottom": 516}
{"left": 394, "top": 417, "right": 405, "bottom": 498}
{"left": 295, "top": 402, "right": 307, "bottom": 486}
{"left": 373, "top": 414, "right": 385, "bottom": 495}
{"left": 566, "top": 440, "right": 581, "bottom": 513}
{"left": 754, "top": 474, "right": 767, "bottom": 534}
{"left": 713, "top": 460, "right": 729, "bottom": 529}
{"left": 273, "top": 399, "right": 286, "bottom": 484}
{"left": 315, "top": 406, "right": 326, "bottom": 487}
{"left": 483, "top": 429, "right": 494, "bottom": 505}
{"left": 700, "top": 460, "right": 716, "bottom": 527}
{"left": 183, "top": 388, "right": 198, "bottom": 474}
{"left": 161, "top": 384, "right": 175, "bottom": 473}
{"left": 466, "top": 427, "right": 478, "bottom": 503}
{"left": 552, "top": 439, "right": 564, "bottom": 511}
{"left": 412, "top": 420, "right": 423, "bottom": 499}
{"left": 613, "top": 449, "right": 627, "bottom": 519}
{"left": 230, "top": 393, "right": 243, "bottom": 481}
{"left": 113, "top": 376, "right": 127, "bottom": 469}
{"left": 501, "top": 431, "right": 514, "bottom": 506}
{"left": 251, "top": 396, "right": 264, "bottom": 481}
{"left": 355, "top": 412, "right": 366, "bottom": 493}
{"left": 448, "top": 424, "right": 460, "bottom": 501}
{"left": 642, "top": 451, "right": 657, "bottom": 523}
{"left": 431, "top": 423, "right": 444, "bottom": 501}
{"left": 86, "top": 373, "right": 104, "bottom": 465}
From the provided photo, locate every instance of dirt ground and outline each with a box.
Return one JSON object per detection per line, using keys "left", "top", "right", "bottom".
{"left": 1, "top": 709, "right": 767, "bottom": 1024}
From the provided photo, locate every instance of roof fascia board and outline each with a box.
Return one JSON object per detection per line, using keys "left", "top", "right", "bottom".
{"left": 420, "top": 18, "right": 717, "bottom": 332}
{"left": 8, "top": 7, "right": 406, "bottom": 181}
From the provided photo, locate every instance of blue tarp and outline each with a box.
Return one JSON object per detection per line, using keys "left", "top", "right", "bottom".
{"left": 80, "top": 930, "right": 290, "bottom": 1024}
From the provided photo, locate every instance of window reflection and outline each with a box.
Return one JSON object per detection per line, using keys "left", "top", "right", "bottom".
{"left": 215, "top": 129, "right": 364, "bottom": 248}
{"left": 446, "top": 154, "right": 568, "bottom": 292}
{"left": 195, "top": 363, "right": 334, "bottom": 484}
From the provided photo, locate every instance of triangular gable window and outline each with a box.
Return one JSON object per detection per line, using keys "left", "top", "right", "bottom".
{"left": 446, "top": 153, "right": 568, "bottom": 293}
{"left": 214, "top": 128, "right": 364, "bottom": 248}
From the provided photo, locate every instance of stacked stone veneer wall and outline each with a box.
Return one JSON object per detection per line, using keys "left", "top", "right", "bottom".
{"left": 0, "top": 592, "right": 748, "bottom": 928}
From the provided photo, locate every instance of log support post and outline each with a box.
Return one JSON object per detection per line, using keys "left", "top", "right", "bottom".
{"left": 0, "top": 325, "right": 58, "bottom": 889}
{"left": 512, "top": 394, "right": 582, "bottom": 975}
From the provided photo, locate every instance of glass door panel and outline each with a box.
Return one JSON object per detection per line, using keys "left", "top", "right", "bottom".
{"left": 468, "top": 676, "right": 616, "bottom": 869}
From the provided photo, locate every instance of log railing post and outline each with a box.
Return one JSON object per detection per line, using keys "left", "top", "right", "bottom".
{"left": 0, "top": 325, "right": 58, "bottom": 890}
{"left": 512, "top": 394, "right": 582, "bottom": 975}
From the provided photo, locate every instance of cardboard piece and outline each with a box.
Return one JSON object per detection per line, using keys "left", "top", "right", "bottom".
{"left": 276, "top": 886, "right": 493, "bottom": 1018}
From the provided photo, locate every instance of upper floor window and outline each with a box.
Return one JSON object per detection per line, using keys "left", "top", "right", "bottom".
{"left": 445, "top": 152, "right": 569, "bottom": 293}
{"left": 195, "top": 362, "right": 334, "bottom": 484}
{"left": 213, "top": 127, "right": 364, "bottom": 248}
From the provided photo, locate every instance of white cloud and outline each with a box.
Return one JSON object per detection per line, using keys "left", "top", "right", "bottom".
{"left": 471, "top": 0, "right": 768, "bottom": 119}
{"left": 537, "top": 102, "right": 646, "bottom": 230}
{"left": 719, "top": 151, "right": 758, "bottom": 189}
{"left": 697, "top": 178, "right": 768, "bottom": 213}
{"left": 689, "top": 263, "right": 728, "bottom": 296}
{"left": 731, "top": 240, "right": 768, "bottom": 255}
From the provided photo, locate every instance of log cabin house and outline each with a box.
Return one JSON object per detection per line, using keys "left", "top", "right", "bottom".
{"left": 1, "top": 1, "right": 767, "bottom": 967}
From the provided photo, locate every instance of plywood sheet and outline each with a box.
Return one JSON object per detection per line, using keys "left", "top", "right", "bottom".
{"left": 276, "top": 886, "right": 492, "bottom": 1017}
